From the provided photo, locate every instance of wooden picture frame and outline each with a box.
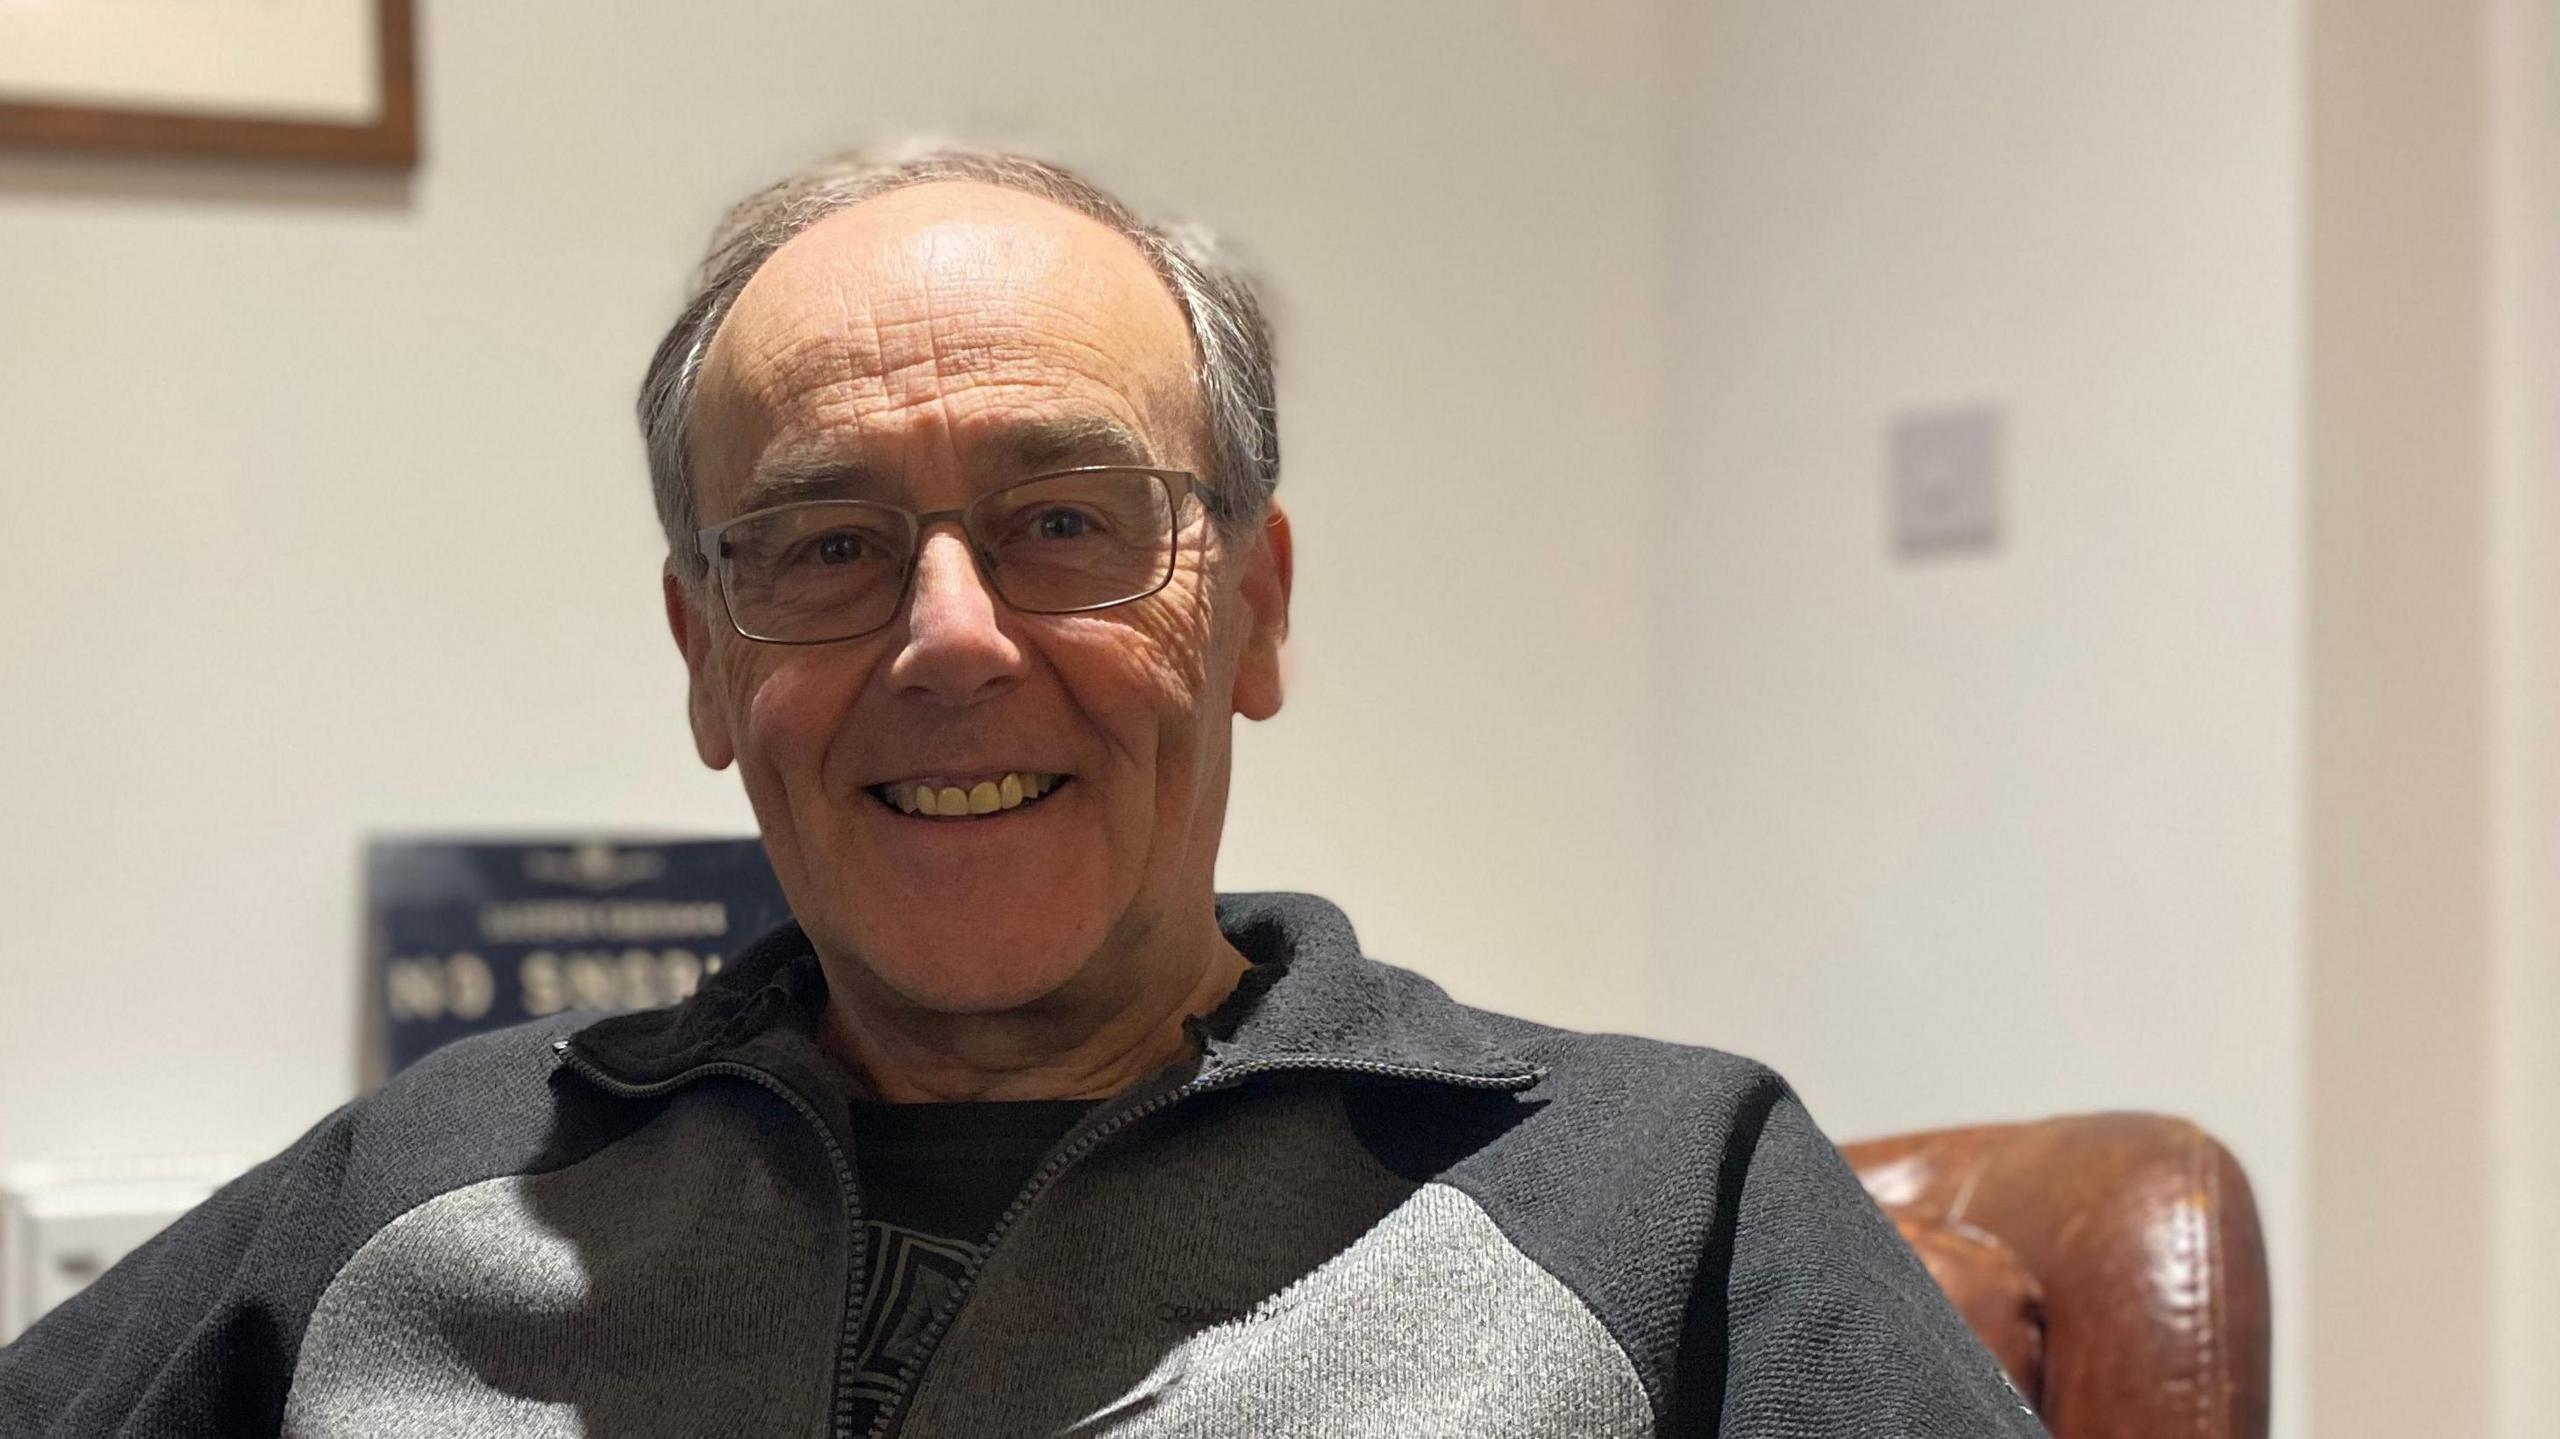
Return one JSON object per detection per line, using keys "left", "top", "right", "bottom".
{"left": 0, "top": 0, "right": 416, "bottom": 168}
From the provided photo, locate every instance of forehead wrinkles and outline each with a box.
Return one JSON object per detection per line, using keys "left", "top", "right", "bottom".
{"left": 701, "top": 198, "right": 1204, "bottom": 478}
{"left": 765, "top": 272, "right": 1130, "bottom": 415}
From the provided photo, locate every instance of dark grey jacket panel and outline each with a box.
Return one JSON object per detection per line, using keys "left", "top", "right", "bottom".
{"left": 1709, "top": 1090, "right": 2039, "bottom": 1435}
{"left": 0, "top": 1011, "right": 623, "bottom": 1437}
{"left": 0, "top": 1105, "right": 358, "bottom": 1436}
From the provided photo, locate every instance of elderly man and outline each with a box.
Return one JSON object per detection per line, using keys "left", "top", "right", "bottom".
{"left": 0, "top": 148, "right": 2043, "bottom": 1438}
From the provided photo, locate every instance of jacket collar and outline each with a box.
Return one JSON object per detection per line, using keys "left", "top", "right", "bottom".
{"left": 561, "top": 891, "right": 1540, "bottom": 1095}
{"left": 1193, "top": 892, "right": 1539, "bottom": 1085}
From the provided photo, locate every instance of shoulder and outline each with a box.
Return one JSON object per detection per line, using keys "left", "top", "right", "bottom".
{"left": 324, "top": 1013, "right": 637, "bottom": 1219}
{"left": 1446, "top": 1004, "right": 1851, "bottom": 1234}
{"left": 374, "top": 1010, "right": 593, "bottom": 1102}
{"left": 356, "top": 1013, "right": 593, "bottom": 1141}
{"left": 1339, "top": 961, "right": 1831, "bottom": 1247}
{"left": 1485, "top": 1007, "right": 1791, "bottom": 1113}
{"left": 1414, "top": 987, "right": 1804, "bottom": 1167}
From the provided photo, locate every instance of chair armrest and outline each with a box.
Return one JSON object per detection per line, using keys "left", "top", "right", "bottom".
{"left": 1845, "top": 1113, "right": 2270, "bottom": 1439}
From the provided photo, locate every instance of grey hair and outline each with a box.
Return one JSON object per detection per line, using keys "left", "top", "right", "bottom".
{"left": 638, "top": 142, "right": 1280, "bottom": 583}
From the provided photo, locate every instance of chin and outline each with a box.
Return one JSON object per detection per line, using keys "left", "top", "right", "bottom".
{"left": 844, "top": 922, "right": 1095, "bottom": 1016}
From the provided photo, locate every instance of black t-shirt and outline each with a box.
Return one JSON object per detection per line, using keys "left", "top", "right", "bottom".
{"left": 842, "top": 1099, "right": 1094, "bottom": 1428}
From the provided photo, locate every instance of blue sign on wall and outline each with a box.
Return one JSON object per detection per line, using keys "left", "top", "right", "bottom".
{"left": 365, "top": 837, "right": 794, "bottom": 1073}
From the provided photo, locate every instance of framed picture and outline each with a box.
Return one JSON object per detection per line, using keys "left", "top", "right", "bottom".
{"left": 0, "top": 0, "right": 416, "bottom": 167}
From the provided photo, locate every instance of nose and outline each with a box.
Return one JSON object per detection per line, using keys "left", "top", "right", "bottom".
{"left": 884, "top": 525, "right": 1025, "bottom": 708}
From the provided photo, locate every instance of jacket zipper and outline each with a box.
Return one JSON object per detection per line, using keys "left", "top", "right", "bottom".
{"left": 551, "top": 1041, "right": 874, "bottom": 1439}
{"left": 863, "top": 1054, "right": 1541, "bottom": 1439}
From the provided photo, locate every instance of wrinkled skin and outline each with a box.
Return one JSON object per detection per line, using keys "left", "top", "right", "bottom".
{"left": 664, "top": 181, "right": 1292, "bottom": 1099}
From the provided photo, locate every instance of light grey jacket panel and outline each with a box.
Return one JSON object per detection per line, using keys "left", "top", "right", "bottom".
{"left": 283, "top": 1085, "right": 849, "bottom": 1439}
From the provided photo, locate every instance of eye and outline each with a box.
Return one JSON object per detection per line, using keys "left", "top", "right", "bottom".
{"left": 1030, "top": 507, "right": 1093, "bottom": 541}
{"left": 810, "top": 530, "right": 871, "bottom": 565}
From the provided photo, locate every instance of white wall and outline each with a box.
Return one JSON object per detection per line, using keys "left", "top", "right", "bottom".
{"left": 0, "top": 0, "right": 1670, "bottom": 1172}
{"left": 1656, "top": 3, "right": 2307, "bottom": 1433}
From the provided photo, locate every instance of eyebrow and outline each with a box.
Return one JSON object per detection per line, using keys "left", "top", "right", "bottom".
{"left": 730, "top": 414, "right": 1156, "bottom": 517}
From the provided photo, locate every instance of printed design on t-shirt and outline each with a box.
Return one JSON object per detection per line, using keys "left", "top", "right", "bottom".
{"left": 845, "top": 1220, "right": 983, "bottom": 1429}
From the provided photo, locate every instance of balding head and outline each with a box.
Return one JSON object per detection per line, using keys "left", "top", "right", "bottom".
{"left": 640, "top": 146, "right": 1278, "bottom": 586}
{"left": 689, "top": 181, "right": 1205, "bottom": 527}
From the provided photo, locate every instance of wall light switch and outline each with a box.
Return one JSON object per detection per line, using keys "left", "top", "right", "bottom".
{"left": 1891, "top": 403, "right": 2004, "bottom": 558}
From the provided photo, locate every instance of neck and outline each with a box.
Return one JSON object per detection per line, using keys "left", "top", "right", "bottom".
{"left": 817, "top": 917, "right": 1251, "bottom": 1103}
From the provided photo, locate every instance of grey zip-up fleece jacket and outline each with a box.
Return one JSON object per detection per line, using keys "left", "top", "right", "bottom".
{"left": 0, "top": 892, "right": 2046, "bottom": 1438}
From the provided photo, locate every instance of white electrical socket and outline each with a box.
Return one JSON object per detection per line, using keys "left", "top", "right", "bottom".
{"left": 1, "top": 1157, "right": 243, "bottom": 1343}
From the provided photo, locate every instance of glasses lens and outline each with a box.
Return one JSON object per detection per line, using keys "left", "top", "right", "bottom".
{"left": 971, "top": 471, "right": 1178, "bottom": 613}
{"left": 715, "top": 503, "right": 911, "bottom": 641}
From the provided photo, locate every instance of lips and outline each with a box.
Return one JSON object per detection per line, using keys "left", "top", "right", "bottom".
{"left": 866, "top": 771, "right": 1071, "bottom": 818}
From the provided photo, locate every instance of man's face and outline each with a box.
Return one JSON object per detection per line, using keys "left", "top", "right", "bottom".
{"left": 668, "top": 182, "right": 1289, "bottom": 1017}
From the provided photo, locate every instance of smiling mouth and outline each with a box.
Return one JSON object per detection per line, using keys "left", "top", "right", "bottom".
{"left": 866, "top": 771, "right": 1072, "bottom": 819}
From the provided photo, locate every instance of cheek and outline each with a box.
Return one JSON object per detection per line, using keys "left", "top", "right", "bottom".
{"left": 726, "top": 653, "right": 868, "bottom": 784}
{"left": 1109, "top": 585, "right": 1237, "bottom": 780}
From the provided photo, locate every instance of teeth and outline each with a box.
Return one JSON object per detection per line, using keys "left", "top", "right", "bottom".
{"left": 881, "top": 771, "right": 1061, "bottom": 818}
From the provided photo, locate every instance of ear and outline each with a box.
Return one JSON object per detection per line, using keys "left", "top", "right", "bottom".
{"left": 664, "top": 565, "right": 737, "bottom": 770}
{"left": 1230, "top": 505, "right": 1293, "bottom": 722}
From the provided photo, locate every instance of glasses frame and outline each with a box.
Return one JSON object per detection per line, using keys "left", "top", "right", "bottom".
{"left": 694, "top": 465, "right": 1202, "bottom": 645}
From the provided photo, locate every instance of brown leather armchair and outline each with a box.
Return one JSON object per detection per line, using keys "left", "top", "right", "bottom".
{"left": 1842, "top": 1114, "right": 2271, "bottom": 1439}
